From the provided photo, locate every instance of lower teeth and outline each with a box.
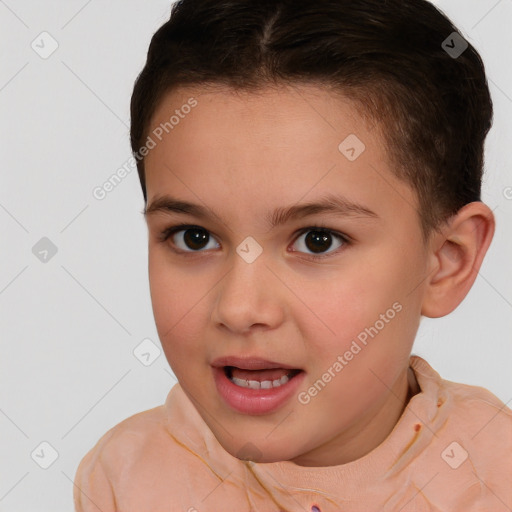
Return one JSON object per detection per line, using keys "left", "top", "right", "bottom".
{"left": 229, "top": 372, "right": 294, "bottom": 389}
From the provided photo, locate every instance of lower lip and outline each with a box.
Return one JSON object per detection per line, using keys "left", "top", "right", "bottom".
{"left": 212, "top": 366, "right": 306, "bottom": 415}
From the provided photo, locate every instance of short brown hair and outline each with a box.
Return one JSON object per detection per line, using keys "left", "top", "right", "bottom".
{"left": 130, "top": 0, "right": 493, "bottom": 239}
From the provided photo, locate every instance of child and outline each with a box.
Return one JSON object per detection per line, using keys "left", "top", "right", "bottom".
{"left": 74, "top": 0, "right": 512, "bottom": 510}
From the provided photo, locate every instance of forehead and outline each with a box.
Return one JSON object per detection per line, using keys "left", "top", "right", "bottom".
{"left": 148, "top": 83, "right": 374, "bottom": 151}
{"left": 144, "top": 84, "right": 419, "bottom": 230}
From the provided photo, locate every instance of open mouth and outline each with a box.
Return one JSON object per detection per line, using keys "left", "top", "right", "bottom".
{"left": 213, "top": 363, "right": 307, "bottom": 415}
{"left": 224, "top": 366, "right": 303, "bottom": 390}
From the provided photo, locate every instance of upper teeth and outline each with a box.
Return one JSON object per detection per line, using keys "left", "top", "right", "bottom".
{"left": 231, "top": 373, "right": 291, "bottom": 389}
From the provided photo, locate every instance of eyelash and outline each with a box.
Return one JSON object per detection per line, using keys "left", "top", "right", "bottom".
{"left": 157, "top": 223, "right": 351, "bottom": 260}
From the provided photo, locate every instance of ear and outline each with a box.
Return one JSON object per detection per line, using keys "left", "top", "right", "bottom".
{"left": 421, "top": 202, "right": 495, "bottom": 318}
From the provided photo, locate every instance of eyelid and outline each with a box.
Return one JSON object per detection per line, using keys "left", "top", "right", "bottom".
{"left": 158, "top": 224, "right": 220, "bottom": 245}
{"left": 159, "top": 223, "right": 351, "bottom": 258}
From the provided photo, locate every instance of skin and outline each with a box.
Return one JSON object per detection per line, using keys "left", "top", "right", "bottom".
{"left": 143, "top": 84, "right": 494, "bottom": 467}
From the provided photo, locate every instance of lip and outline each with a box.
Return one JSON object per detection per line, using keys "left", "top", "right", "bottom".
{"left": 211, "top": 356, "right": 301, "bottom": 371}
{"left": 212, "top": 365, "right": 306, "bottom": 415}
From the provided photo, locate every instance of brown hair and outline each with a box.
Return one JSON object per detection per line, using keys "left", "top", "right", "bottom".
{"left": 130, "top": 0, "right": 493, "bottom": 239}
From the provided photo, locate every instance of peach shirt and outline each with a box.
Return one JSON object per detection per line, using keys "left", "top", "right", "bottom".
{"left": 74, "top": 356, "right": 512, "bottom": 511}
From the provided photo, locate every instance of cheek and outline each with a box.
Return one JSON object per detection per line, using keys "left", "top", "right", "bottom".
{"left": 301, "top": 258, "right": 415, "bottom": 374}
{"left": 299, "top": 270, "right": 387, "bottom": 344}
{"left": 148, "top": 253, "right": 207, "bottom": 352}
{"left": 148, "top": 255, "right": 178, "bottom": 327}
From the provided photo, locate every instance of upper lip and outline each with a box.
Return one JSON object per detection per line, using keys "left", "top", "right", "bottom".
{"left": 212, "top": 356, "right": 301, "bottom": 370}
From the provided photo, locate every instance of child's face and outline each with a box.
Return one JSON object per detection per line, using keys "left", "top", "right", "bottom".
{"left": 144, "top": 84, "right": 431, "bottom": 466}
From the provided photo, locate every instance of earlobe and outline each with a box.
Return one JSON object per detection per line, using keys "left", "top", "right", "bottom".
{"left": 421, "top": 202, "right": 495, "bottom": 318}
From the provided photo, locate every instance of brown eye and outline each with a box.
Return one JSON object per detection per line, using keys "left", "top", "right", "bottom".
{"left": 305, "top": 231, "right": 334, "bottom": 253}
{"left": 160, "top": 224, "right": 349, "bottom": 259}
{"left": 166, "top": 227, "right": 220, "bottom": 252}
{"left": 181, "top": 228, "right": 210, "bottom": 250}
{"left": 292, "top": 228, "right": 346, "bottom": 257}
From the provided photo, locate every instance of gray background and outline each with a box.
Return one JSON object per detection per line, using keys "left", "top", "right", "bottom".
{"left": 0, "top": 1, "right": 511, "bottom": 510}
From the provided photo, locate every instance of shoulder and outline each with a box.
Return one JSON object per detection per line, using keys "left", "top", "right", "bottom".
{"left": 440, "top": 377, "right": 512, "bottom": 477}
{"left": 77, "top": 400, "right": 177, "bottom": 470}
{"left": 408, "top": 358, "right": 512, "bottom": 509}
{"left": 441, "top": 376, "right": 512, "bottom": 433}
{"left": 74, "top": 387, "right": 242, "bottom": 511}
{"left": 412, "top": 355, "right": 512, "bottom": 434}
{"left": 418, "top": 357, "right": 512, "bottom": 449}
{"left": 74, "top": 403, "right": 175, "bottom": 511}
{"left": 102, "top": 403, "right": 172, "bottom": 468}
{"left": 433, "top": 375, "right": 512, "bottom": 507}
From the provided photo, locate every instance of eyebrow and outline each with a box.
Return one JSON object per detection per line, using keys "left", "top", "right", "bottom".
{"left": 144, "top": 193, "right": 379, "bottom": 228}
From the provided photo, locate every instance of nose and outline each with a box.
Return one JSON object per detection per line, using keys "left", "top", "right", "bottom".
{"left": 211, "top": 253, "right": 285, "bottom": 334}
